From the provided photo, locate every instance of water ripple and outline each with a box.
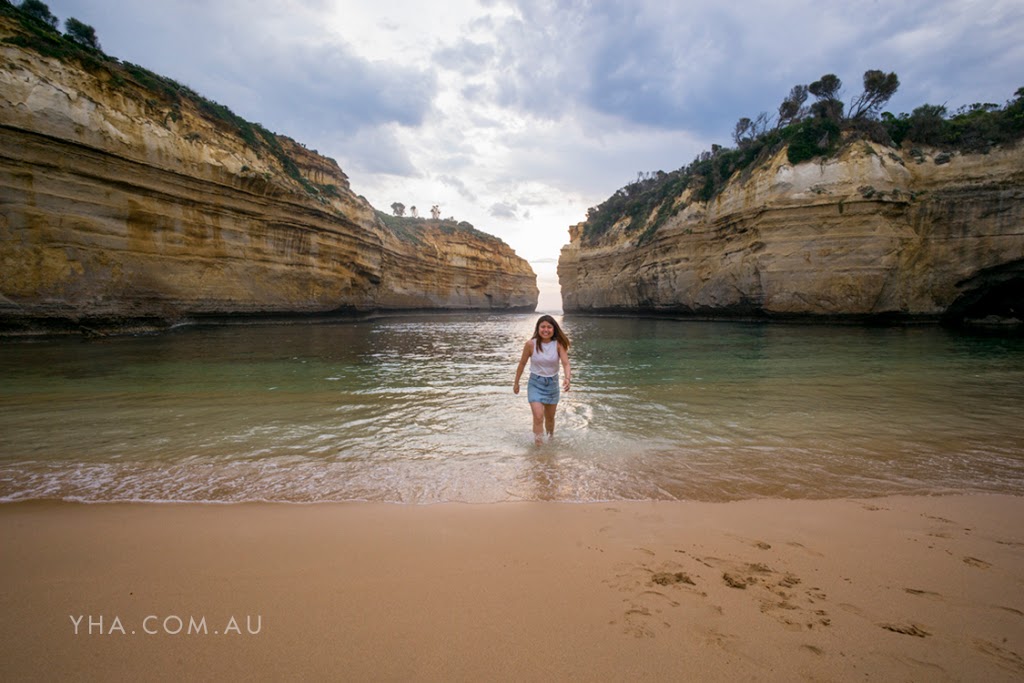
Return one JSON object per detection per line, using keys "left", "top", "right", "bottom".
{"left": 1, "top": 314, "right": 1023, "bottom": 503}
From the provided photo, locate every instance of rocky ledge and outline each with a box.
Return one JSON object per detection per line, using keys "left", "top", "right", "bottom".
{"left": 559, "top": 140, "right": 1023, "bottom": 325}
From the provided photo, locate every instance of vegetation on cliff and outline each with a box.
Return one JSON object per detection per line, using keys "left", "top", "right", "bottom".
{"left": 582, "top": 71, "right": 1024, "bottom": 246}
{"left": 0, "top": 1, "right": 345, "bottom": 201}
{"left": 375, "top": 211, "right": 505, "bottom": 247}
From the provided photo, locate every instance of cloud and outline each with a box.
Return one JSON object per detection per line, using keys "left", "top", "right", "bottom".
{"left": 434, "top": 40, "right": 496, "bottom": 75}
{"left": 862, "top": 1, "right": 1024, "bottom": 111}
{"left": 439, "top": 175, "right": 477, "bottom": 202}
{"left": 456, "top": 0, "right": 1024, "bottom": 140}
{"left": 327, "top": 126, "right": 419, "bottom": 177}
{"left": 262, "top": 43, "right": 436, "bottom": 132}
{"left": 489, "top": 202, "right": 519, "bottom": 219}
{"left": 46, "top": 0, "right": 436, "bottom": 141}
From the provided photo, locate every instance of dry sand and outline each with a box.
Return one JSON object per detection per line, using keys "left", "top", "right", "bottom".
{"left": 1, "top": 495, "right": 1022, "bottom": 681}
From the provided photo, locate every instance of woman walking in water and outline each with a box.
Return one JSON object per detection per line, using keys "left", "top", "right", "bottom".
{"left": 513, "top": 315, "right": 571, "bottom": 445}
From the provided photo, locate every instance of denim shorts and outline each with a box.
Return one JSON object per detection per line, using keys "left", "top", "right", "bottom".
{"left": 527, "top": 373, "right": 560, "bottom": 404}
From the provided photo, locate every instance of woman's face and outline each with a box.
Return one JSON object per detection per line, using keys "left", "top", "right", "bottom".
{"left": 538, "top": 321, "right": 554, "bottom": 339}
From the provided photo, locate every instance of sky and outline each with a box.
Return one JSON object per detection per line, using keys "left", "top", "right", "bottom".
{"left": 39, "top": 0, "right": 1024, "bottom": 312}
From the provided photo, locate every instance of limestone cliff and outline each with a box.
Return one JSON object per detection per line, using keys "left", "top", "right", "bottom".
{"left": 0, "top": 15, "right": 537, "bottom": 334}
{"left": 559, "top": 140, "right": 1024, "bottom": 323}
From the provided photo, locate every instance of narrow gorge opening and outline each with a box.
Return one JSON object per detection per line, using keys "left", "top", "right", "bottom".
{"left": 532, "top": 259, "right": 564, "bottom": 314}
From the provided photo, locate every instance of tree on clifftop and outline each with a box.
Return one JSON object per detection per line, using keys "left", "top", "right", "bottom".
{"left": 777, "top": 84, "right": 809, "bottom": 128}
{"left": 849, "top": 70, "right": 900, "bottom": 119}
{"left": 18, "top": 0, "right": 58, "bottom": 29}
{"left": 64, "top": 17, "right": 101, "bottom": 51}
{"left": 808, "top": 74, "right": 844, "bottom": 122}
{"left": 733, "top": 112, "right": 770, "bottom": 147}
{"left": 390, "top": 202, "right": 405, "bottom": 216}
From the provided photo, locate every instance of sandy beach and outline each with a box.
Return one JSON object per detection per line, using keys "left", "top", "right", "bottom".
{"left": 1, "top": 495, "right": 1022, "bottom": 681}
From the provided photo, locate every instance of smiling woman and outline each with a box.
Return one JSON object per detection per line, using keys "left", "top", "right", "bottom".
{"left": 513, "top": 315, "right": 572, "bottom": 445}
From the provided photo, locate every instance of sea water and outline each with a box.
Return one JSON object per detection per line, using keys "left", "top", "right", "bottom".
{"left": 1, "top": 314, "right": 1022, "bottom": 503}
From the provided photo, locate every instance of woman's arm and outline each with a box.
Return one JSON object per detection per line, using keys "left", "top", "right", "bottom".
{"left": 559, "top": 343, "right": 571, "bottom": 391}
{"left": 513, "top": 340, "right": 532, "bottom": 394}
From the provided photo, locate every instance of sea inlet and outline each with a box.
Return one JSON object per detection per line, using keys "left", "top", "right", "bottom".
{"left": 2, "top": 314, "right": 1022, "bottom": 503}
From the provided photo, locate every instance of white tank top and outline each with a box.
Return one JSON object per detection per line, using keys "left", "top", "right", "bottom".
{"left": 530, "top": 340, "right": 560, "bottom": 377}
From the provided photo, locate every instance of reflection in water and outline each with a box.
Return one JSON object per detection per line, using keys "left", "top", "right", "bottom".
{"left": 1, "top": 314, "right": 1023, "bottom": 503}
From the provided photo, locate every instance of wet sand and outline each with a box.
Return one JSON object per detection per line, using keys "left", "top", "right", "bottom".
{"left": 1, "top": 495, "right": 1022, "bottom": 681}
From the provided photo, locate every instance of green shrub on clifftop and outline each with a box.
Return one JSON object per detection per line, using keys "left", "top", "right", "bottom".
{"left": 375, "top": 212, "right": 502, "bottom": 247}
{"left": 581, "top": 78, "right": 1024, "bottom": 247}
{"left": 785, "top": 118, "right": 841, "bottom": 164}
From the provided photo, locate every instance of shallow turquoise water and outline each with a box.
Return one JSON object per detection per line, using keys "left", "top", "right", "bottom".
{"left": 1, "top": 314, "right": 1022, "bottom": 503}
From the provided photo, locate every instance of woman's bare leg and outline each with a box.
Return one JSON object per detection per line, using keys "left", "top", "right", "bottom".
{"left": 544, "top": 403, "right": 558, "bottom": 437}
{"left": 530, "top": 402, "right": 546, "bottom": 445}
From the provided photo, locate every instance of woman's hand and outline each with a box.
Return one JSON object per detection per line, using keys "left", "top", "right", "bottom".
{"left": 513, "top": 341, "right": 531, "bottom": 395}
{"left": 562, "top": 377, "right": 571, "bottom": 391}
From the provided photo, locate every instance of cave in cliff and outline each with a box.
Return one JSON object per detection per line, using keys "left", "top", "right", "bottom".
{"left": 946, "top": 259, "right": 1024, "bottom": 326}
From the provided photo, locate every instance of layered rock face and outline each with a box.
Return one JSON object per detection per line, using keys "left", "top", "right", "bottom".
{"left": 0, "top": 20, "right": 537, "bottom": 334}
{"left": 559, "top": 141, "right": 1024, "bottom": 322}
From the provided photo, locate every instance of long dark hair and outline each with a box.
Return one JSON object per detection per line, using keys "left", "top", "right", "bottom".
{"left": 532, "top": 315, "right": 570, "bottom": 352}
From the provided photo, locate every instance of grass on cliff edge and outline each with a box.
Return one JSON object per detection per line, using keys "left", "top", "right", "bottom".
{"left": 582, "top": 87, "right": 1024, "bottom": 247}
{"left": 375, "top": 212, "right": 506, "bottom": 248}
{"left": 0, "top": 1, "right": 336, "bottom": 200}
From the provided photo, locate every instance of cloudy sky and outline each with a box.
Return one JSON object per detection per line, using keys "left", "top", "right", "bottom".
{"left": 41, "top": 0, "right": 1024, "bottom": 311}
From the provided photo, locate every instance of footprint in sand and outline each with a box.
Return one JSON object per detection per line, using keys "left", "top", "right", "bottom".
{"left": 963, "top": 556, "right": 992, "bottom": 569}
{"left": 779, "top": 574, "right": 801, "bottom": 588}
{"left": 723, "top": 572, "right": 749, "bottom": 589}
{"left": 786, "top": 541, "right": 824, "bottom": 558}
{"left": 719, "top": 562, "right": 772, "bottom": 589}
{"left": 840, "top": 602, "right": 865, "bottom": 617}
{"left": 714, "top": 561, "right": 831, "bottom": 631}
{"left": 639, "top": 589, "right": 681, "bottom": 609}
{"left": 651, "top": 571, "right": 695, "bottom": 587}
{"left": 618, "top": 605, "right": 658, "bottom": 639}
{"left": 880, "top": 622, "right": 931, "bottom": 637}
{"left": 994, "top": 605, "right": 1023, "bottom": 617}
{"left": 923, "top": 514, "right": 955, "bottom": 524}
{"left": 607, "top": 552, "right": 707, "bottom": 639}
{"left": 974, "top": 638, "right": 1024, "bottom": 674}
{"left": 725, "top": 533, "right": 773, "bottom": 551}
{"left": 617, "top": 587, "right": 686, "bottom": 638}
{"left": 635, "top": 553, "right": 834, "bottom": 634}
